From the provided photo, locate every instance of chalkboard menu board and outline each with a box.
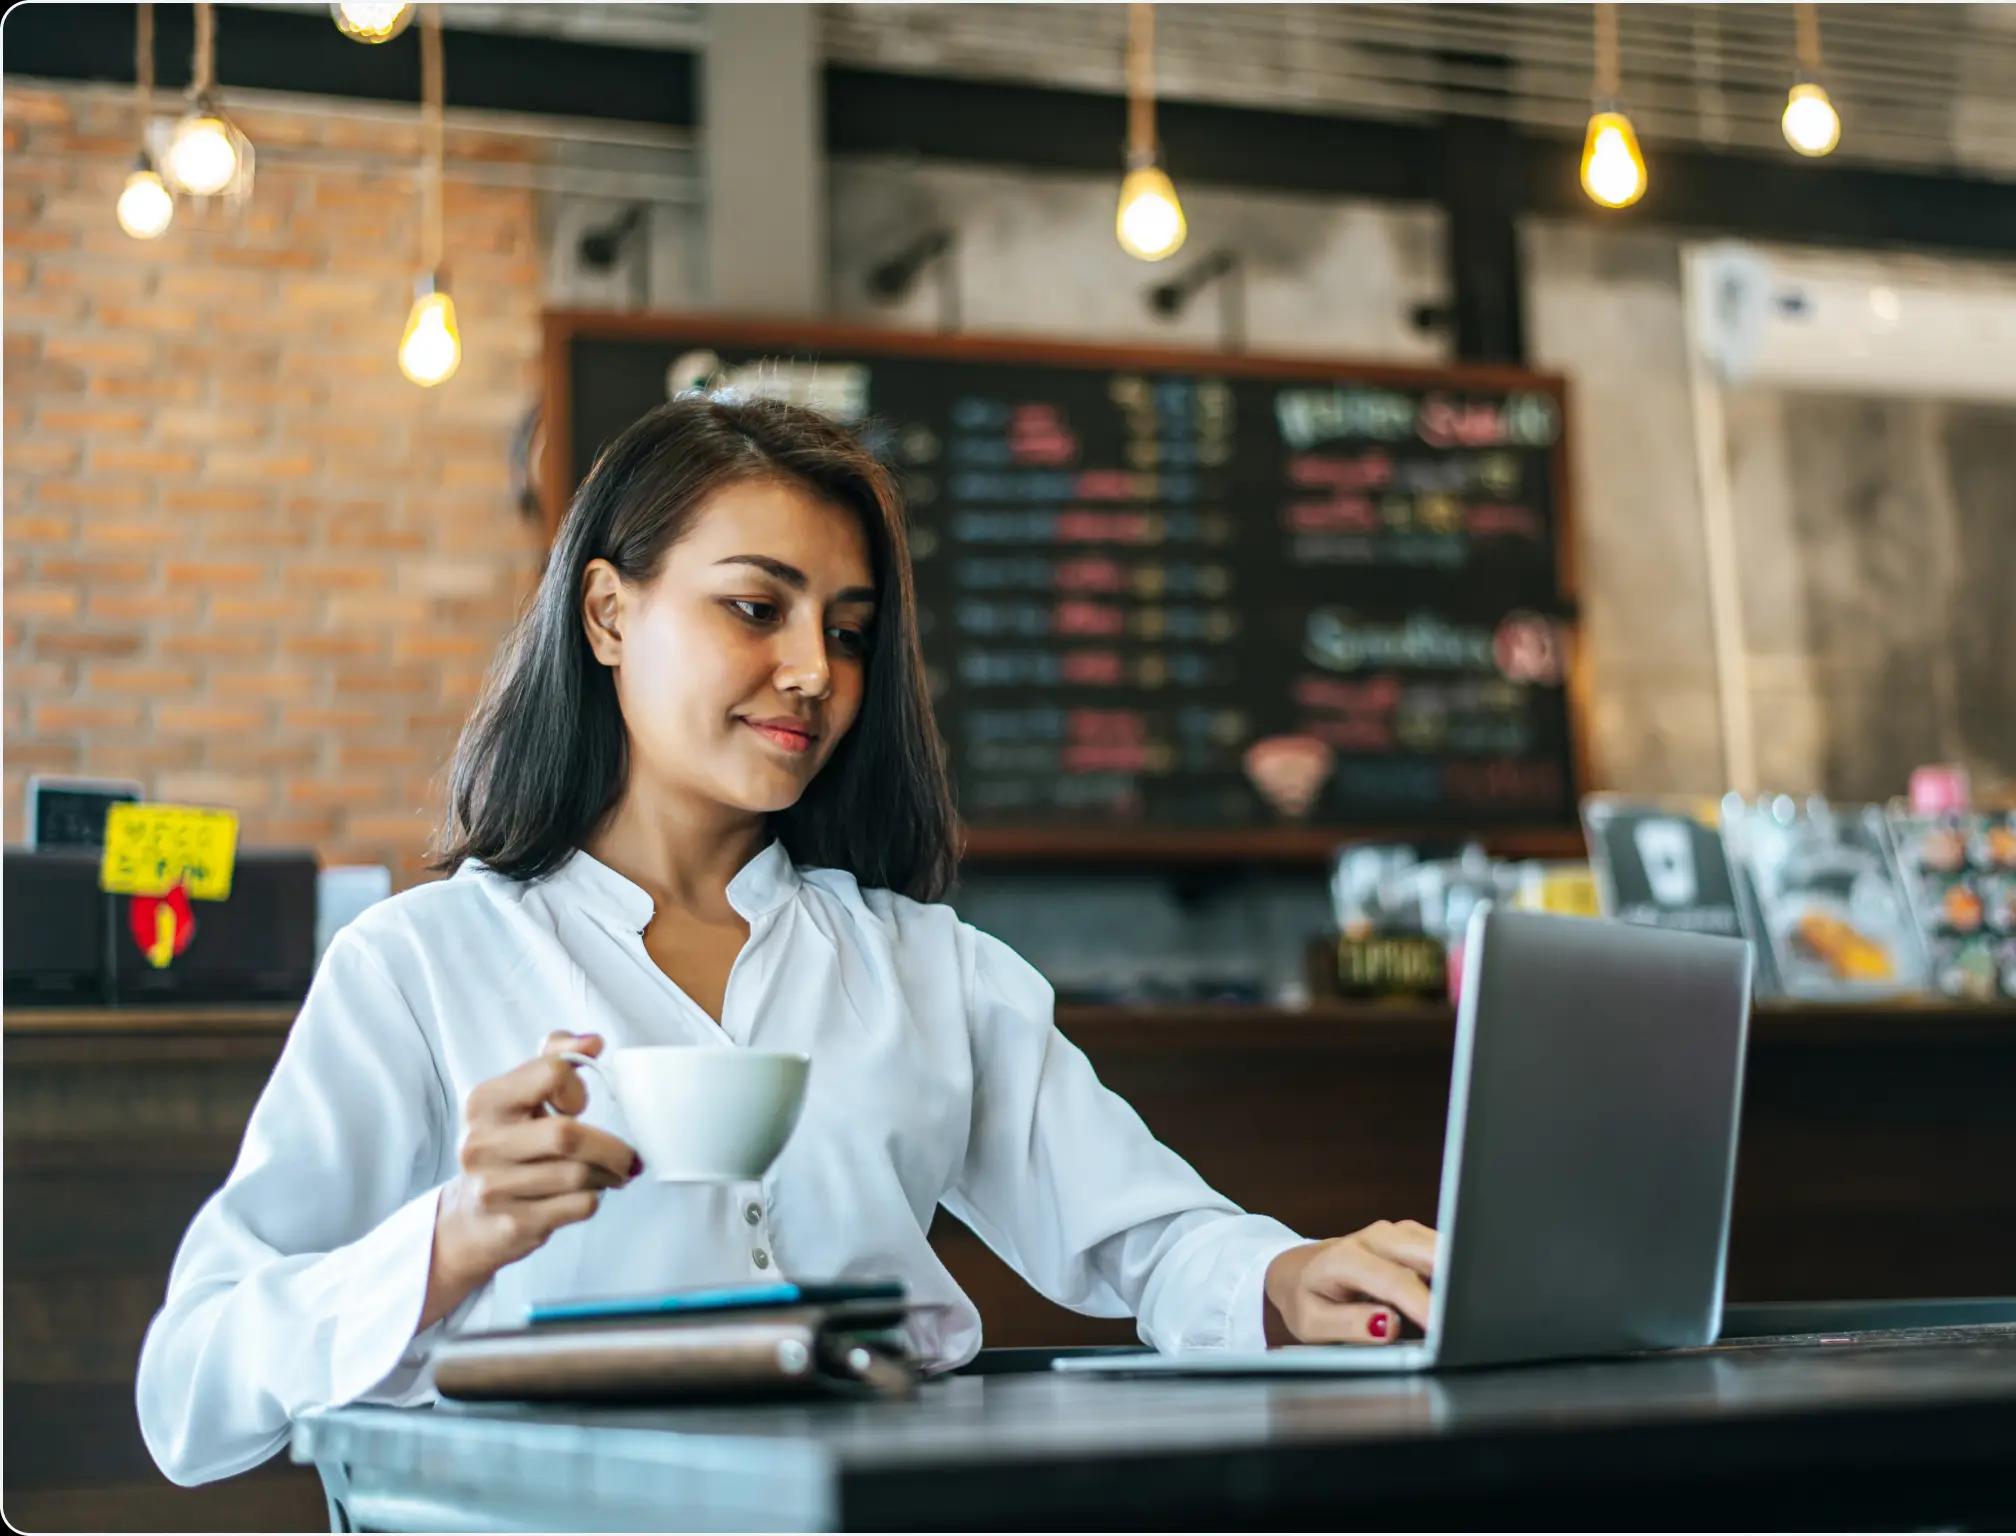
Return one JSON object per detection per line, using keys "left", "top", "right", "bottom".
{"left": 546, "top": 315, "right": 1585, "bottom": 858}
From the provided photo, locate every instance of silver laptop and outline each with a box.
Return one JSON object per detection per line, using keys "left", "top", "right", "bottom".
{"left": 1057, "top": 905, "right": 1754, "bottom": 1377}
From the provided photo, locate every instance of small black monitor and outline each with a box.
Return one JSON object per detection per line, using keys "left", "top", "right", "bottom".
{"left": 26, "top": 776, "right": 142, "bottom": 851}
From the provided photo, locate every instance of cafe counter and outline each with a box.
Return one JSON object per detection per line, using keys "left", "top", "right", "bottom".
{"left": 6, "top": 998, "right": 2014, "bottom": 1528}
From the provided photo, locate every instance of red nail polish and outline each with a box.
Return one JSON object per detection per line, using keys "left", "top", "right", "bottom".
{"left": 1369, "top": 1311, "right": 1391, "bottom": 1339}
{"left": 628, "top": 1154, "right": 644, "bottom": 1179}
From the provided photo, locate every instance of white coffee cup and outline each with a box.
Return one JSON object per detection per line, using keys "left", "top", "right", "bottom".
{"left": 557, "top": 1046, "right": 811, "bottom": 1183}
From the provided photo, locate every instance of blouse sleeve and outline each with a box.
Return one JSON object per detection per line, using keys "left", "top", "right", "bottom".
{"left": 135, "top": 925, "right": 465, "bottom": 1486}
{"left": 940, "top": 926, "right": 1307, "bottom": 1353}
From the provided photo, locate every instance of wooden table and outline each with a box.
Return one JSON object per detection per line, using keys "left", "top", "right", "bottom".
{"left": 292, "top": 1325, "right": 2016, "bottom": 1530}
{"left": 8, "top": 999, "right": 2015, "bottom": 1531}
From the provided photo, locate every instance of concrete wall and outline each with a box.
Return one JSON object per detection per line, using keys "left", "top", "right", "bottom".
{"left": 1522, "top": 219, "right": 1730, "bottom": 796}
{"left": 826, "top": 156, "right": 1450, "bottom": 361}
{"left": 1523, "top": 219, "right": 2016, "bottom": 807}
{"left": 1724, "top": 389, "right": 2016, "bottom": 801}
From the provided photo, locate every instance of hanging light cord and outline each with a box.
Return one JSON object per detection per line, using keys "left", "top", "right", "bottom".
{"left": 421, "top": 2, "right": 444, "bottom": 273}
{"left": 192, "top": 0, "right": 215, "bottom": 99}
{"left": 1593, "top": 2, "right": 1620, "bottom": 103}
{"left": 1794, "top": 0, "right": 1823, "bottom": 74}
{"left": 1126, "top": 2, "right": 1155, "bottom": 163}
{"left": 135, "top": 3, "right": 155, "bottom": 125}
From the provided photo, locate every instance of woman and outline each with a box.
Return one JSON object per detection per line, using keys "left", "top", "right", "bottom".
{"left": 136, "top": 394, "right": 1438, "bottom": 1486}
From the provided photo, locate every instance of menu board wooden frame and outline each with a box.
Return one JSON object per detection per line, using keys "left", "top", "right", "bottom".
{"left": 542, "top": 311, "right": 1591, "bottom": 863}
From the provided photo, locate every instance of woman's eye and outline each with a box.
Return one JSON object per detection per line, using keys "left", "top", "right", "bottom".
{"left": 727, "top": 599, "right": 780, "bottom": 625}
{"left": 828, "top": 626, "right": 869, "bottom": 658}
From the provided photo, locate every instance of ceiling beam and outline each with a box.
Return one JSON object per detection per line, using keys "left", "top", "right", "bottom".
{"left": 8, "top": 7, "right": 2011, "bottom": 265}
{"left": 2, "top": 2, "right": 698, "bottom": 125}
{"left": 827, "top": 67, "right": 2016, "bottom": 262}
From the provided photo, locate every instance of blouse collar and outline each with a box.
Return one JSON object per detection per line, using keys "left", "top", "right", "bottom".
{"left": 544, "top": 839, "right": 800, "bottom": 933}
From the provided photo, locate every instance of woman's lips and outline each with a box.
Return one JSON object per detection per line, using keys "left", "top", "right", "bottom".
{"left": 742, "top": 719, "right": 815, "bottom": 754}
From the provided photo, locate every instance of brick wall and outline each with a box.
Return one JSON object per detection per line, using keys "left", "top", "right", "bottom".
{"left": 4, "top": 84, "right": 549, "bottom": 887}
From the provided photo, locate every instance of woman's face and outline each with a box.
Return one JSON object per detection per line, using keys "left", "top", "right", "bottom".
{"left": 582, "top": 477, "right": 877, "bottom": 818}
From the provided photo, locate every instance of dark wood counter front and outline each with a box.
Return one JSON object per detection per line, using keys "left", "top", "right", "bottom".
{"left": 6, "top": 999, "right": 2013, "bottom": 1529}
{"left": 11, "top": 995, "right": 2011, "bottom": 1331}
{"left": 943, "top": 998, "right": 2016, "bottom": 1348}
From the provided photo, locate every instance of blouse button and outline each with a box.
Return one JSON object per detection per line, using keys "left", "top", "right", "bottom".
{"left": 744, "top": 1201, "right": 763, "bottom": 1227}
{"left": 752, "top": 1247, "right": 771, "bottom": 1270}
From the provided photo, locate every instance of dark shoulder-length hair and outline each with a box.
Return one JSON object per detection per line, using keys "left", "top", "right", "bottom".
{"left": 429, "top": 392, "right": 959, "bottom": 902}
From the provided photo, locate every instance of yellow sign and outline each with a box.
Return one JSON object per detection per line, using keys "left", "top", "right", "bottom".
{"left": 99, "top": 803, "right": 239, "bottom": 901}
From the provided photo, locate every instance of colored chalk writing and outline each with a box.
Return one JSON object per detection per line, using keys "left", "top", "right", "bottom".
{"left": 566, "top": 327, "right": 1576, "bottom": 831}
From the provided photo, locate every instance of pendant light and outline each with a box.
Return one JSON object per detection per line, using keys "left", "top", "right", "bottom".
{"left": 398, "top": 5, "right": 461, "bottom": 388}
{"left": 1781, "top": 2, "right": 1842, "bottom": 157}
{"left": 1580, "top": 2, "right": 1647, "bottom": 209}
{"left": 332, "top": 2, "right": 414, "bottom": 43}
{"left": 1114, "top": 2, "right": 1186, "bottom": 262}
{"left": 161, "top": 2, "right": 252, "bottom": 203}
{"left": 116, "top": 4, "right": 174, "bottom": 240}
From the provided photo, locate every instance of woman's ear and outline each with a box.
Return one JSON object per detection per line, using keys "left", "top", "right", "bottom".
{"left": 581, "top": 558, "right": 625, "bottom": 667}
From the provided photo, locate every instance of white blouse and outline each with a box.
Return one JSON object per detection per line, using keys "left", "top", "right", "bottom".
{"left": 135, "top": 842, "right": 1306, "bottom": 1486}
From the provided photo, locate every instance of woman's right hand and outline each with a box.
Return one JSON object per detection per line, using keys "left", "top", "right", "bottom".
{"left": 420, "top": 1032, "right": 641, "bottom": 1330}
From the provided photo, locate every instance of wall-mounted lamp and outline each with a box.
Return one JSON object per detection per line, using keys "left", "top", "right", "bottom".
{"left": 1146, "top": 247, "right": 1244, "bottom": 352}
{"left": 1407, "top": 302, "right": 1452, "bottom": 335}
{"left": 510, "top": 403, "right": 546, "bottom": 523}
{"left": 579, "top": 204, "right": 649, "bottom": 309}
{"left": 867, "top": 227, "right": 960, "bottom": 333}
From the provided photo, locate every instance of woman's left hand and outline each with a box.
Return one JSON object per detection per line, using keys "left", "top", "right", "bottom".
{"left": 1262, "top": 1220, "right": 1438, "bottom": 1346}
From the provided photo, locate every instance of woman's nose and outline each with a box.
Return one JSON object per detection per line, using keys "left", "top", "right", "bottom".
{"left": 775, "top": 618, "right": 831, "bottom": 700}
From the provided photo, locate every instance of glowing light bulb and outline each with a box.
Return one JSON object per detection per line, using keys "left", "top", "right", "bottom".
{"left": 1781, "top": 81, "right": 1841, "bottom": 157}
{"left": 1115, "top": 162, "right": 1187, "bottom": 262}
{"left": 1580, "top": 110, "right": 1647, "bottom": 209}
{"left": 164, "top": 112, "right": 239, "bottom": 196}
{"left": 116, "top": 164, "right": 175, "bottom": 240}
{"left": 331, "top": 2, "right": 414, "bottom": 42}
{"left": 399, "top": 286, "right": 461, "bottom": 387}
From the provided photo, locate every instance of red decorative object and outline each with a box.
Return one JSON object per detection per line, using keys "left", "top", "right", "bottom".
{"left": 129, "top": 882, "right": 196, "bottom": 967}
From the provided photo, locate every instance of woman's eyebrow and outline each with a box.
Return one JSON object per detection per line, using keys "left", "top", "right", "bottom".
{"left": 714, "top": 554, "right": 875, "bottom": 605}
